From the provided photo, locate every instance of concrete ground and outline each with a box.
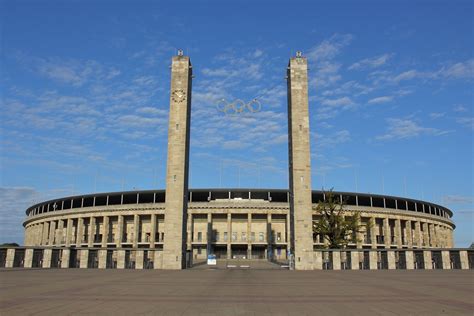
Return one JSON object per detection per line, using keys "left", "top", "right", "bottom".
{"left": 0, "top": 267, "right": 473, "bottom": 315}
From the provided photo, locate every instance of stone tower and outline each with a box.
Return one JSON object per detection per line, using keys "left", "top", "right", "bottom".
{"left": 287, "top": 52, "right": 314, "bottom": 270}
{"left": 163, "top": 51, "right": 192, "bottom": 269}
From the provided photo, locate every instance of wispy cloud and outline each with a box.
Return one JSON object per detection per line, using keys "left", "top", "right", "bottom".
{"left": 376, "top": 118, "right": 452, "bottom": 141}
{"left": 368, "top": 96, "right": 393, "bottom": 104}
{"left": 442, "top": 195, "right": 473, "bottom": 204}
{"left": 456, "top": 117, "right": 474, "bottom": 130}
{"left": 348, "top": 53, "right": 393, "bottom": 70}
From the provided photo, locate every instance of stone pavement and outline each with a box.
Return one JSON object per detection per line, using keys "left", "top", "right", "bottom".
{"left": 0, "top": 268, "right": 473, "bottom": 315}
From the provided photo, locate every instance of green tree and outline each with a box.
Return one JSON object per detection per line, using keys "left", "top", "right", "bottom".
{"left": 313, "top": 190, "right": 368, "bottom": 249}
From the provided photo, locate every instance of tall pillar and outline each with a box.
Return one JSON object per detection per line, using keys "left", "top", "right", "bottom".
{"left": 65, "top": 218, "right": 73, "bottom": 247}
{"left": 116, "top": 215, "right": 123, "bottom": 247}
{"left": 38, "top": 223, "right": 44, "bottom": 245}
{"left": 405, "top": 220, "right": 413, "bottom": 247}
{"left": 88, "top": 217, "right": 95, "bottom": 247}
{"left": 428, "top": 223, "right": 436, "bottom": 247}
{"left": 102, "top": 216, "right": 109, "bottom": 247}
{"left": 162, "top": 51, "right": 192, "bottom": 270}
{"left": 370, "top": 217, "right": 377, "bottom": 249}
{"left": 24, "top": 249, "right": 33, "bottom": 268}
{"left": 395, "top": 219, "right": 402, "bottom": 248}
{"left": 76, "top": 218, "right": 84, "bottom": 245}
{"left": 267, "top": 213, "right": 272, "bottom": 260}
{"left": 383, "top": 218, "right": 390, "bottom": 248}
{"left": 414, "top": 221, "right": 422, "bottom": 247}
{"left": 57, "top": 219, "right": 64, "bottom": 245}
{"left": 227, "top": 213, "right": 232, "bottom": 259}
{"left": 355, "top": 216, "right": 363, "bottom": 248}
{"left": 42, "top": 221, "right": 49, "bottom": 245}
{"left": 207, "top": 213, "right": 212, "bottom": 257}
{"left": 287, "top": 52, "right": 314, "bottom": 270}
{"left": 150, "top": 213, "right": 157, "bottom": 248}
{"left": 48, "top": 221, "right": 56, "bottom": 245}
{"left": 247, "top": 213, "right": 252, "bottom": 259}
{"left": 186, "top": 212, "right": 192, "bottom": 252}
{"left": 133, "top": 214, "right": 140, "bottom": 248}
{"left": 422, "top": 222, "right": 429, "bottom": 247}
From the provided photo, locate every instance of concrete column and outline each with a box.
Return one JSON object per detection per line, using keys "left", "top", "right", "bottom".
{"left": 459, "top": 251, "right": 469, "bottom": 269}
{"left": 65, "top": 219, "right": 73, "bottom": 247}
{"left": 387, "top": 251, "right": 396, "bottom": 270}
{"left": 422, "top": 222, "right": 429, "bottom": 247}
{"left": 135, "top": 250, "right": 144, "bottom": 269}
{"left": 369, "top": 251, "right": 378, "bottom": 270}
{"left": 162, "top": 53, "right": 192, "bottom": 270}
{"left": 61, "top": 249, "right": 70, "bottom": 268}
{"left": 102, "top": 216, "right": 109, "bottom": 247}
{"left": 383, "top": 218, "right": 390, "bottom": 248}
{"left": 37, "top": 223, "right": 44, "bottom": 245}
{"left": 117, "top": 250, "right": 125, "bottom": 269}
{"left": 57, "top": 219, "right": 64, "bottom": 245}
{"left": 150, "top": 213, "right": 157, "bottom": 248}
{"left": 428, "top": 223, "right": 436, "bottom": 247}
{"left": 247, "top": 213, "right": 252, "bottom": 259}
{"left": 405, "top": 220, "right": 413, "bottom": 247}
{"left": 79, "top": 250, "right": 89, "bottom": 269}
{"left": 154, "top": 251, "right": 163, "bottom": 269}
{"left": 267, "top": 213, "right": 272, "bottom": 260}
{"left": 42, "top": 222, "right": 49, "bottom": 245}
{"left": 5, "top": 249, "right": 15, "bottom": 268}
{"left": 332, "top": 251, "right": 341, "bottom": 270}
{"left": 441, "top": 250, "right": 451, "bottom": 269}
{"left": 24, "top": 249, "right": 33, "bottom": 268}
{"left": 350, "top": 251, "right": 359, "bottom": 270}
{"left": 76, "top": 218, "right": 84, "bottom": 245}
{"left": 98, "top": 250, "right": 107, "bottom": 269}
{"left": 88, "top": 217, "right": 95, "bottom": 247}
{"left": 355, "top": 216, "right": 363, "bottom": 248}
{"left": 370, "top": 217, "right": 377, "bottom": 249}
{"left": 227, "top": 213, "right": 231, "bottom": 259}
{"left": 116, "top": 215, "right": 123, "bottom": 247}
{"left": 313, "top": 252, "right": 322, "bottom": 270}
{"left": 287, "top": 53, "right": 314, "bottom": 270}
{"left": 133, "top": 214, "right": 139, "bottom": 248}
{"left": 395, "top": 219, "right": 402, "bottom": 248}
{"left": 186, "top": 212, "right": 192, "bottom": 252}
{"left": 414, "top": 221, "right": 422, "bottom": 247}
{"left": 423, "top": 250, "right": 432, "bottom": 269}
{"left": 43, "top": 249, "right": 52, "bottom": 268}
{"left": 448, "top": 228, "right": 454, "bottom": 248}
{"left": 405, "top": 251, "right": 415, "bottom": 270}
{"left": 207, "top": 213, "right": 212, "bottom": 257}
{"left": 48, "top": 221, "right": 56, "bottom": 245}
{"left": 286, "top": 211, "right": 291, "bottom": 253}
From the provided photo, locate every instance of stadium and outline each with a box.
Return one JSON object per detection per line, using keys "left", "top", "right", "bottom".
{"left": 22, "top": 188, "right": 455, "bottom": 261}
{"left": 2, "top": 52, "right": 472, "bottom": 271}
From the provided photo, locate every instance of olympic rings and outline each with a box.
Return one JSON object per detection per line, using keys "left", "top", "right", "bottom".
{"left": 216, "top": 98, "right": 262, "bottom": 115}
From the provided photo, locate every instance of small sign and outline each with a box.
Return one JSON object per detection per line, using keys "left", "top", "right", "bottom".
{"left": 207, "top": 254, "right": 217, "bottom": 265}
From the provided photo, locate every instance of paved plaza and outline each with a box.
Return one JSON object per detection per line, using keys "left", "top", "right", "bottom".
{"left": 0, "top": 267, "right": 473, "bottom": 315}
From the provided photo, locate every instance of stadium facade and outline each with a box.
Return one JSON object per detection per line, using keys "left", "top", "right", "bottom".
{"left": 11, "top": 52, "right": 468, "bottom": 270}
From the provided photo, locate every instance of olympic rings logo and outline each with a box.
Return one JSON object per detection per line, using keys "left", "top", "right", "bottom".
{"left": 216, "top": 98, "right": 261, "bottom": 115}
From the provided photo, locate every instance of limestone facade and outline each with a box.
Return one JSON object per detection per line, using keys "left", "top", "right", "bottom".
{"left": 23, "top": 189, "right": 455, "bottom": 262}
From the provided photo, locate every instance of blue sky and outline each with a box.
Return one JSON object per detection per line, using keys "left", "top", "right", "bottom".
{"left": 1, "top": 0, "right": 473, "bottom": 246}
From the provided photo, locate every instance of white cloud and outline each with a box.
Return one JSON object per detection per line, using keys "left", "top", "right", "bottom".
{"left": 456, "top": 117, "right": 474, "bottom": 130}
{"left": 348, "top": 53, "right": 393, "bottom": 70}
{"left": 453, "top": 105, "right": 468, "bottom": 112}
{"left": 321, "top": 96, "right": 355, "bottom": 108}
{"left": 437, "top": 59, "right": 474, "bottom": 79}
{"left": 306, "top": 34, "right": 353, "bottom": 61}
{"left": 376, "top": 118, "right": 451, "bottom": 141}
{"left": 443, "top": 195, "right": 473, "bottom": 204}
{"left": 429, "top": 112, "right": 445, "bottom": 119}
{"left": 368, "top": 96, "right": 393, "bottom": 104}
